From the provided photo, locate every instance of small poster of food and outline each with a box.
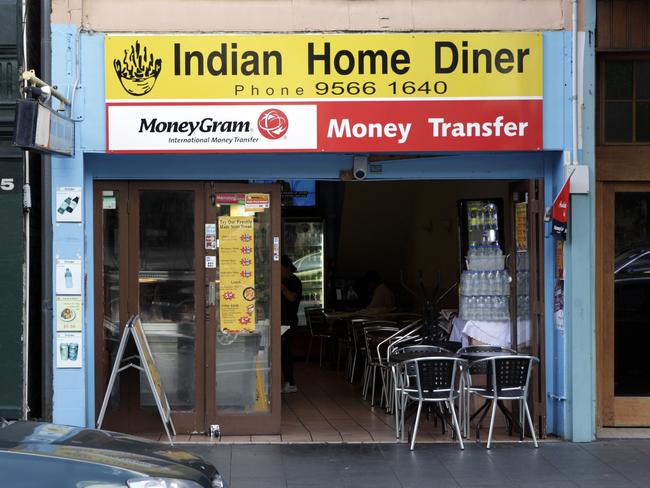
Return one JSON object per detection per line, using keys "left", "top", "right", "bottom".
{"left": 56, "top": 296, "right": 83, "bottom": 332}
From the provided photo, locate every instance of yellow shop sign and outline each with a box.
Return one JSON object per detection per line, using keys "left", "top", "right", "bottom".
{"left": 105, "top": 33, "right": 542, "bottom": 100}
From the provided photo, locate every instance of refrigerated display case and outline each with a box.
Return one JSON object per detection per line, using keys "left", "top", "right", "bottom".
{"left": 283, "top": 220, "right": 325, "bottom": 325}
{"left": 457, "top": 199, "right": 512, "bottom": 346}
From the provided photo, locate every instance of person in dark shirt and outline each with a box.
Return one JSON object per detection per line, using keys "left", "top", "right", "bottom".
{"left": 281, "top": 255, "right": 302, "bottom": 393}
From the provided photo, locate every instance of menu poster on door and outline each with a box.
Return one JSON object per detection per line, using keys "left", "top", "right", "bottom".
{"left": 218, "top": 216, "right": 256, "bottom": 333}
{"left": 56, "top": 332, "right": 82, "bottom": 368}
{"left": 515, "top": 202, "right": 528, "bottom": 251}
{"left": 56, "top": 295, "right": 82, "bottom": 331}
{"left": 55, "top": 187, "right": 82, "bottom": 222}
{"left": 55, "top": 259, "right": 82, "bottom": 295}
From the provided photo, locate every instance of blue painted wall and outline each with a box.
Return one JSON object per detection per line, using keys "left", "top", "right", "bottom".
{"left": 50, "top": 26, "right": 580, "bottom": 437}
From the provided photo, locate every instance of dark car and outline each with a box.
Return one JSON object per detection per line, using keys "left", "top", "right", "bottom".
{"left": 0, "top": 420, "right": 226, "bottom": 488}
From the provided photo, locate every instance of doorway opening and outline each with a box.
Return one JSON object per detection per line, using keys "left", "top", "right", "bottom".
{"left": 92, "top": 178, "right": 545, "bottom": 442}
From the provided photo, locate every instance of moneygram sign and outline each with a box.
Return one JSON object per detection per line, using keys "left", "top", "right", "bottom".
{"left": 105, "top": 33, "right": 543, "bottom": 153}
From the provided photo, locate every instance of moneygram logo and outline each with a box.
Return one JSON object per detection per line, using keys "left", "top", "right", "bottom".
{"left": 257, "top": 109, "right": 289, "bottom": 139}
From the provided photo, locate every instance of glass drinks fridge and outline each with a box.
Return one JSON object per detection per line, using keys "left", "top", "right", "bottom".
{"left": 457, "top": 199, "right": 510, "bottom": 323}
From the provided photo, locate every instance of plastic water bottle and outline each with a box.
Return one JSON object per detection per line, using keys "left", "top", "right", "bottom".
{"left": 476, "top": 297, "right": 485, "bottom": 321}
{"left": 487, "top": 271, "right": 495, "bottom": 295}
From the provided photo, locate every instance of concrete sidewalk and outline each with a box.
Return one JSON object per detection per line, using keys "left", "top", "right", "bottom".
{"left": 185, "top": 439, "right": 650, "bottom": 488}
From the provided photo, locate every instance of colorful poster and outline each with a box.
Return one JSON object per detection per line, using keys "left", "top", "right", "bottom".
{"left": 55, "top": 259, "right": 82, "bottom": 295}
{"left": 56, "top": 332, "right": 82, "bottom": 368}
{"left": 56, "top": 296, "right": 82, "bottom": 332}
{"left": 218, "top": 216, "right": 256, "bottom": 332}
{"left": 55, "top": 187, "right": 82, "bottom": 222}
{"left": 515, "top": 202, "right": 528, "bottom": 251}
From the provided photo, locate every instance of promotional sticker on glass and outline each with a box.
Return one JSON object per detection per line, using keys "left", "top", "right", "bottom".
{"left": 55, "top": 259, "right": 82, "bottom": 295}
{"left": 205, "top": 223, "right": 217, "bottom": 250}
{"left": 56, "top": 332, "right": 82, "bottom": 368}
{"left": 55, "top": 187, "right": 82, "bottom": 222}
{"left": 56, "top": 295, "right": 82, "bottom": 331}
{"left": 102, "top": 190, "right": 117, "bottom": 209}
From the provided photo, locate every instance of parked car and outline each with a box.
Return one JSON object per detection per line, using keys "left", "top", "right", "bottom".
{"left": 0, "top": 420, "right": 226, "bottom": 488}
{"left": 614, "top": 246, "right": 650, "bottom": 396}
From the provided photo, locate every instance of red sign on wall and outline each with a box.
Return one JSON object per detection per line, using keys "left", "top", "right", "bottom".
{"left": 106, "top": 99, "right": 542, "bottom": 153}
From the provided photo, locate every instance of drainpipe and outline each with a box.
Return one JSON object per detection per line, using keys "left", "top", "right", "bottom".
{"left": 41, "top": 0, "right": 53, "bottom": 421}
{"left": 21, "top": 0, "right": 31, "bottom": 420}
{"left": 571, "top": 0, "right": 579, "bottom": 166}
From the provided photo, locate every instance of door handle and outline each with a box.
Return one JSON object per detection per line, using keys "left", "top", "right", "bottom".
{"left": 208, "top": 282, "right": 216, "bottom": 306}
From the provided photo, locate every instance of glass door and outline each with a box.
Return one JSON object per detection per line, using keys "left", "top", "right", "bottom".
{"left": 94, "top": 182, "right": 205, "bottom": 434}
{"left": 509, "top": 180, "right": 546, "bottom": 436}
{"left": 598, "top": 183, "right": 650, "bottom": 426}
{"left": 204, "top": 183, "right": 282, "bottom": 435}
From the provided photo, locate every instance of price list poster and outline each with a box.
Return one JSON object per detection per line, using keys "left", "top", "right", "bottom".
{"left": 218, "top": 216, "right": 256, "bottom": 332}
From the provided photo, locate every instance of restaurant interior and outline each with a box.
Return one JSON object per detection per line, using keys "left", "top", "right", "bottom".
{"left": 274, "top": 178, "right": 542, "bottom": 447}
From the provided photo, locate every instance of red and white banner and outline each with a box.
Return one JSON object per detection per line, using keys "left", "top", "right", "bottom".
{"left": 106, "top": 99, "right": 542, "bottom": 153}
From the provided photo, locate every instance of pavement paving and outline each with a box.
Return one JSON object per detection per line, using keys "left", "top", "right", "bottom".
{"left": 185, "top": 439, "right": 650, "bottom": 488}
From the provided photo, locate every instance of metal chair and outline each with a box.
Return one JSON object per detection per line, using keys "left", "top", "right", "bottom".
{"left": 391, "top": 344, "right": 452, "bottom": 439}
{"left": 361, "top": 324, "right": 399, "bottom": 405}
{"left": 401, "top": 356, "right": 466, "bottom": 450}
{"left": 457, "top": 345, "right": 516, "bottom": 438}
{"left": 467, "top": 355, "right": 539, "bottom": 449}
{"left": 305, "top": 307, "right": 334, "bottom": 367}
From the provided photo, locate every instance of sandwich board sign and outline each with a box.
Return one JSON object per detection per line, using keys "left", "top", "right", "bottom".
{"left": 97, "top": 315, "right": 176, "bottom": 444}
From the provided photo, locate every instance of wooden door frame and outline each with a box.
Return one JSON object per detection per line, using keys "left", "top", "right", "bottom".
{"left": 204, "top": 182, "right": 282, "bottom": 435}
{"left": 508, "top": 179, "right": 547, "bottom": 436}
{"left": 93, "top": 181, "right": 129, "bottom": 426}
{"left": 94, "top": 181, "right": 206, "bottom": 433}
{"left": 596, "top": 181, "right": 650, "bottom": 426}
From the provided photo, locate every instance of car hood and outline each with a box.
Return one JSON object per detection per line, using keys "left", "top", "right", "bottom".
{"left": 0, "top": 422, "right": 216, "bottom": 484}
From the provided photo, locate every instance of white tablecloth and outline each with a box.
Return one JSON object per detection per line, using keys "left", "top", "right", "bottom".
{"left": 451, "top": 317, "right": 531, "bottom": 348}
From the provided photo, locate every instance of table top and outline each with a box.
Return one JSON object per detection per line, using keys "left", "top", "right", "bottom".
{"left": 389, "top": 348, "right": 517, "bottom": 364}
{"left": 456, "top": 350, "right": 516, "bottom": 361}
{"left": 389, "top": 349, "right": 456, "bottom": 364}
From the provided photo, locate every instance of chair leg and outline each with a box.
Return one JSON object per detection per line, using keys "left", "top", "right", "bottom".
{"left": 350, "top": 350, "right": 357, "bottom": 384}
{"left": 448, "top": 400, "right": 464, "bottom": 450}
{"left": 362, "top": 364, "right": 369, "bottom": 398}
{"left": 400, "top": 393, "right": 409, "bottom": 442}
{"left": 409, "top": 401, "right": 423, "bottom": 451}
{"left": 486, "top": 398, "right": 498, "bottom": 449}
{"left": 371, "top": 366, "right": 377, "bottom": 406}
{"left": 523, "top": 400, "right": 538, "bottom": 448}
{"left": 520, "top": 399, "right": 525, "bottom": 441}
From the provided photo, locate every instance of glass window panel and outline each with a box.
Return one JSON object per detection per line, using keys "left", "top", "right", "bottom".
{"left": 636, "top": 102, "right": 650, "bottom": 142}
{"left": 102, "top": 190, "right": 121, "bottom": 407}
{"left": 283, "top": 221, "right": 324, "bottom": 325}
{"left": 605, "top": 60, "right": 633, "bottom": 100}
{"left": 635, "top": 61, "right": 650, "bottom": 99}
{"left": 605, "top": 101, "right": 633, "bottom": 142}
{"left": 514, "top": 199, "right": 531, "bottom": 353}
{"left": 614, "top": 192, "right": 650, "bottom": 396}
{"left": 138, "top": 190, "right": 196, "bottom": 410}
{"left": 215, "top": 199, "right": 272, "bottom": 413}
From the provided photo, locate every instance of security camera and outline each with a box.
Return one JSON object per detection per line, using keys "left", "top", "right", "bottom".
{"left": 353, "top": 156, "right": 368, "bottom": 180}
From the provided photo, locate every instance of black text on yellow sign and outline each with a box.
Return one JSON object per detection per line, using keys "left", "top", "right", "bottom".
{"left": 106, "top": 33, "right": 542, "bottom": 100}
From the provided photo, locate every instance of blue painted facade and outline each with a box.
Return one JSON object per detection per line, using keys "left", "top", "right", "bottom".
{"left": 49, "top": 25, "right": 594, "bottom": 440}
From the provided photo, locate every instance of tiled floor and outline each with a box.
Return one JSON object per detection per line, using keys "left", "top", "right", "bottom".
{"left": 161, "top": 361, "right": 536, "bottom": 445}
{"left": 187, "top": 440, "right": 650, "bottom": 488}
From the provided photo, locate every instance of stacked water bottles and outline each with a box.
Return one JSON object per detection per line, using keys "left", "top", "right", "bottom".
{"left": 516, "top": 250, "right": 530, "bottom": 320}
{"left": 459, "top": 242, "right": 511, "bottom": 321}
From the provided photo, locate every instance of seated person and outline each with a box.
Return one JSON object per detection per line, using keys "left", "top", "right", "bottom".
{"left": 363, "top": 270, "right": 395, "bottom": 312}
